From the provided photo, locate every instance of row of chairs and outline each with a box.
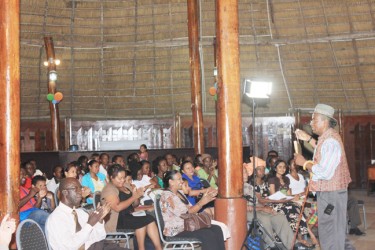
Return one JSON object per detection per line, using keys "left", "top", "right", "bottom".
{"left": 16, "top": 193, "right": 201, "bottom": 250}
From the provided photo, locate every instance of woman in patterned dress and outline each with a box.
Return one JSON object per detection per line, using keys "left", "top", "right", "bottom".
{"left": 254, "top": 163, "right": 317, "bottom": 247}
{"left": 160, "top": 170, "right": 225, "bottom": 250}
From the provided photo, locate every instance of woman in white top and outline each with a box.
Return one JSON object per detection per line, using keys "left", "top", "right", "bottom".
{"left": 286, "top": 158, "right": 306, "bottom": 195}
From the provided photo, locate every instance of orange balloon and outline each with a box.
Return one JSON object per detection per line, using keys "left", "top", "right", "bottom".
{"left": 54, "top": 92, "right": 63, "bottom": 101}
{"left": 209, "top": 87, "right": 217, "bottom": 96}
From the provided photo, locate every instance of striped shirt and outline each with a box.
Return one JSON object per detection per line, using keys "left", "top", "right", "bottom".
{"left": 312, "top": 138, "right": 341, "bottom": 181}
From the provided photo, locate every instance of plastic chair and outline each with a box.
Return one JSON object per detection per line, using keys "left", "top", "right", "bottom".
{"left": 16, "top": 219, "right": 49, "bottom": 250}
{"left": 97, "top": 191, "right": 134, "bottom": 248}
{"left": 93, "top": 191, "right": 101, "bottom": 209}
{"left": 154, "top": 195, "right": 202, "bottom": 250}
{"left": 200, "top": 178, "right": 211, "bottom": 188}
{"left": 105, "top": 229, "right": 135, "bottom": 249}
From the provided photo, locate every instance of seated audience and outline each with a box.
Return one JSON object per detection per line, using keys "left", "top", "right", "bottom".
{"left": 127, "top": 152, "right": 141, "bottom": 177}
{"left": 140, "top": 160, "right": 154, "bottom": 179}
{"left": 112, "top": 155, "right": 126, "bottom": 169}
{"left": 193, "top": 154, "right": 203, "bottom": 168}
{"left": 138, "top": 144, "right": 149, "bottom": 161}
{"left": 265, "top": 155, "right": 278, "bottom": 175}
{"left": 81, "top": 160, "right": 106, "bottom": 205}
{"left": 19, "top": 167, "right": 50, "bottom": 232}
{"left": 243, "top": 162, "right": 294, "bottom": 249}
{"left": 101, "top": 165, "right": 162, "bottom": 250}
{"left": 131, "top": 167, "right": 154, "bottom": 205}
{"left": 151, "top": 157, "right": 168, "bottom": 188}
{"left": 30, "top": 159, "right": 44, "bottom": 177}
{"left": 99, "top": 153, "right": 110, "bottom": 177}
{"left": 0, "top": 214, "right": 16, "bottom": 250}
{"left": 64, "top": 162, "right": 79, "bottom": 179}
{"left": 180, "top": 155, "right": 194, "bottom": 165}
{"left": 255, "top": 163, "right": 318, "bottom": 247}
{"left": 47, "top": 165, "right": 63, "bottom": 193}
{"left": 46, "top": 178, "right": 123, "bottom": 250}
{"left": 165, "top": 153, "right": 179, "bottom": 171}
{"left": 180, "top": 179, "right": 227, "bottom": 238}
{"left": 196, "top": 154, "right": 218, "bottom": 188}
{"left": 267, "top": 150, "right": 279, "bottom": 158}
{"left": 91, "top": 153, "right": 100, "bottom": 162}
{"left": 286, "top": 158, "right": 306, "bottom": 195}
{"left": 22, "top": 161, "right": 34, "bottom": 189}
{"left": 77, "top": 155, "right": 89, "bottom": 174}
{"left": 32, "top": 175, "right": 56, "bottom": 213}
{"left": 180, "top": 161, "right": 215, "bottom": 206}
{"left": 160, "top": 170, "right": 225, "bottom": 250}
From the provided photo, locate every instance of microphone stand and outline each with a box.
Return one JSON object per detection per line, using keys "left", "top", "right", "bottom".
{"left": 242, "top": 99, "right": 282, "bottom": 250}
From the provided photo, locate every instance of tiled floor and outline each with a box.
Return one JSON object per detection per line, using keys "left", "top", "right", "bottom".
{"left": 346, "top": 190, "right": 375, "bottom": 250}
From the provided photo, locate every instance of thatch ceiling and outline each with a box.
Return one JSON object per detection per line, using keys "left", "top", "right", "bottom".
{"left": 20, "top": 0, "right": 375, "bottom": 120}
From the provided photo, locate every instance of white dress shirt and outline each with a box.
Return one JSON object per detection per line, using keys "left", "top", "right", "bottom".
{"left": 99, "top": 164, "right": 108, "bottom": 178}
{"left": 46, "top": 202, "right": 106, "bottom": 250}
{"left": 47, "top": 178, "right": 60, "bottom": 193}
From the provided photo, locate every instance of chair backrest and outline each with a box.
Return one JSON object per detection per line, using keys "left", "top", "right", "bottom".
{"left": 54, "top": 187, "right": 59, "bottom": 206}
{"left": 154, "top": 195, "right": 166, "bottom": 240}
{"left": 93, "top": 191, "right": 101, "bottom": 210}
{"left": 200, "top": 178, "right": 211, "bottom": 188}
{"left": 16, "top": 219, "right": 49, "bottom": 250}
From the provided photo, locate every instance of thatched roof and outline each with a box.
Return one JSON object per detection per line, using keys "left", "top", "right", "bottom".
{"left": 20, "top": 0, "right": 375, "bottom": 120}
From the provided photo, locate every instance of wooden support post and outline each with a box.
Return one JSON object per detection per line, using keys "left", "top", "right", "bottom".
{"left": 0, "top": 0, "right": 21, "bottom": 223}
{"left": 187, "top": 0, "right": 205, "bottom": 155}
{"left": 215, "top": 0, "right": 247, "bottom": 249}
{"left": 44, "top": 37, "right": 61, "bottom": 151}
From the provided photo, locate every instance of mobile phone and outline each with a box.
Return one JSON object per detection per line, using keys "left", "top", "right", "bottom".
{"left": 324, "top": 204, "right": 334, "bottom": 215}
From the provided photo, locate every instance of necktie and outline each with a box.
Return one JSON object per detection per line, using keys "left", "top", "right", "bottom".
{"left": 72, "top": 209, "right": 82, "bottom": 232}
{"left": 72, "top": 209, "right": 85, "bottom": 250}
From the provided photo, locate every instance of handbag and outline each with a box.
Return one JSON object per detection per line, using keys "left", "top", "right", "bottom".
{"left": 180, "top": 211, "right": 212, "bottom": 231}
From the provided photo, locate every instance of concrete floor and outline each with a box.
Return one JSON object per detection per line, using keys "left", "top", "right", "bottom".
{"left": 346, "top": 190, "right": 375, "bottom": 250}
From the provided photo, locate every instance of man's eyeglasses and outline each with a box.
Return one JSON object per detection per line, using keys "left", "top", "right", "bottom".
{"left": 63, "top": 186, "right": 83, "bottom": 192}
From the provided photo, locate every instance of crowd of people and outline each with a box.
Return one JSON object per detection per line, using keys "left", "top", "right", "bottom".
{"left": 2, "top": 104, "right": 366, "bottom": 250}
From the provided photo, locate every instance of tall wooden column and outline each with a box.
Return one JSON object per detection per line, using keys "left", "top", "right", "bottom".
{"left": 0, "top": 0, "right": 20, "bottom": 221}
{"left": 215, "top": 0, "right": 247, "bottom": 249}
{"left": 44, "top": 37, "right": 61, "bottom": 151}
{"left": 187, "top": 0, "right": 205, "bottom": 154}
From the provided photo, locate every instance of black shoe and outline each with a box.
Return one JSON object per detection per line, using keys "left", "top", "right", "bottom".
{"left": 349, "top": 227, "right": 365, "bottom": 236}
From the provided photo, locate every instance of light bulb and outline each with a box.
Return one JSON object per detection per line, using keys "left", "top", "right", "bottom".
{"left": 49, "top": 71, "right": 58, "bottom": 81}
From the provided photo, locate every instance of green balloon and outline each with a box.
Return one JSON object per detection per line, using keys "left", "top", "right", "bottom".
{"left": 47, "top": 93, "right": 54, "bottom": 101}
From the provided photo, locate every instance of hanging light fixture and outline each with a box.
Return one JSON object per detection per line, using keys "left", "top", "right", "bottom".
{"left": 49, "top": 70, "right": 58, "bottom": 81}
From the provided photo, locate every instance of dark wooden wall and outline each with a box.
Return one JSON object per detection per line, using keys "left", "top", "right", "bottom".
{"left": 21, "top": 115, "right": 375, "bottom": 188}
{"left": 300, "top": 115, "right": 375, "bottom": 188}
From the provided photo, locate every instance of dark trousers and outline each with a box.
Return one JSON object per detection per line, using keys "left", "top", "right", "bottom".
{"left": 176, "top": 225, "right": 225, "bottom": 250}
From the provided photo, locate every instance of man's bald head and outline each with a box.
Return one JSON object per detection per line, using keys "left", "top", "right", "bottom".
{"left": 59, "top": 177, "right": 83, "bottom": 208}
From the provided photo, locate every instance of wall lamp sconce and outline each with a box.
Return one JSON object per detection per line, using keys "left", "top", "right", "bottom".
{"left": 44, "top": 58, "right": 61, "bottom": 66}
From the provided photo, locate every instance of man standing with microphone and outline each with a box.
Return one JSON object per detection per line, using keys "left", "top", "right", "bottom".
{"left": 294, "top": 104, "right": 352, "bottom": 250}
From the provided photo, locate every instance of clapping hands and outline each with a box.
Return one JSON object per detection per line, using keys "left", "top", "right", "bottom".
{"left": 0, "top": 214, "right": 16, "bottom": 247}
